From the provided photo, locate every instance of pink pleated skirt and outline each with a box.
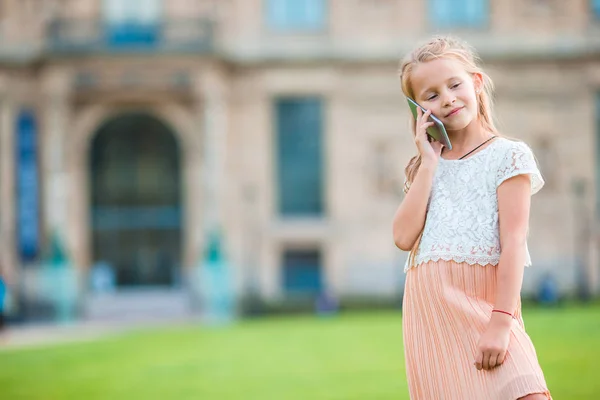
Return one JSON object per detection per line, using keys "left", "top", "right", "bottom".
{"left": 402, "top": 260, "right": 552, "bottom": 400}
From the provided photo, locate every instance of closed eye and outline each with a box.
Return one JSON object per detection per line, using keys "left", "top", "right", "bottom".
{"left": 450, "top": 83, "right": 461, "bottom": 89}
{"left": 426, "top": 94, "right": 438, "bottom": 100}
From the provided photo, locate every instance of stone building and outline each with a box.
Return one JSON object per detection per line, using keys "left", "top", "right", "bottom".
{"left": 0, "top": 0, "right": 599, "bottom": 320}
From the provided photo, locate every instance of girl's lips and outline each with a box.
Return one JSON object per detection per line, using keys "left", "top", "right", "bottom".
{"left": 446, "top": 107, "right": 464, "bottom": 117}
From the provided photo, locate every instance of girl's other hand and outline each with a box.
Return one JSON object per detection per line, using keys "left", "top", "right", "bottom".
{"left": 414, "top": 108, "right": 444, "bottom": 164}
{"left": 474, "top": 317, "right": 512, "bottom": 371}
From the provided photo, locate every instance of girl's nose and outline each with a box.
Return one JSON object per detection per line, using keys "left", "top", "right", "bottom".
{"left": 442, "top": 95, "right": 456, "bottom": 107}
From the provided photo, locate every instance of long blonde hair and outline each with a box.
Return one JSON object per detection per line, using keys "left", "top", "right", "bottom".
{"left": 399, "top": 36, "right": 499, "bottom": 266}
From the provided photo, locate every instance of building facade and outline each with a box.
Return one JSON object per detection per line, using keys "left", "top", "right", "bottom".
{"left": 1, "top": 0, "right": 599, "bottom": 320}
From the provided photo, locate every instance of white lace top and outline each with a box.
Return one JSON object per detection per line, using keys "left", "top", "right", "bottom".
{"left": 404, "top": 137, "right": 544, "bottom": 272}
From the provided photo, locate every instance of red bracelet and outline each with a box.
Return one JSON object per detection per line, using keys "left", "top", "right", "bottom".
{"left": 492, "top": 309, "right": 515, "bottom": 319}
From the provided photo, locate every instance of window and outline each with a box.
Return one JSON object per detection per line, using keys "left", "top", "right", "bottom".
{"left": 593, "top": 0, "right": 600, "bottom": 18}
{"left": 283, "top": 249, "right": 323, "bottom": 295}
{"left": 266, "top": 0, "right": 327, "bottom": 31}
{"left": 103, "top": 0, "right": 162, "bottom": 46}
{"left": 275, "top": 98, "right": 324, "bottom": 216}
{"left": 428, "top": 0, "right": 489, "bottom": 28}
{"left": 16, "top": 109, "right": 39, "bottom": 262}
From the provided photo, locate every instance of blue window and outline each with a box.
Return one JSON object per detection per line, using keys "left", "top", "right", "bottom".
{"left": 103, "top": 0, "right": 162, "bottom": 47}
{"left": 275, "top": 98, "right": 324, "bottom": 216}
{"left": 266, "top": 0, "right": 327, "bottom": 31}
{"left": 593, "top": 0, "right": 600, "bottom": 17}
{"left": 16, "top": 109, "right": 40, "bottom": 262}
{"left": 428, "top": 0, "right": 489, "bottom": 28}
{"left": 283, "top": 249, "right": 323, "bottom": 295}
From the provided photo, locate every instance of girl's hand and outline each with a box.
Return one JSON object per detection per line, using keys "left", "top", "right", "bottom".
{"left": 414, "top": 108, "right": 444, "bottom": 164}
{"left": 474, "top": 316, "right": 512, "bottom": 371}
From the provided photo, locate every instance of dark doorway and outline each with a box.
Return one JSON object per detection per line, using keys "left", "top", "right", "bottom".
{"left": 90, "top": 112, "right": 182, "bottom": 287}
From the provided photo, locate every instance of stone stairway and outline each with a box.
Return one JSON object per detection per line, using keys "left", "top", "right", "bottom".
{"left": 83, "top": 287, "right": 197, "bottom": 323}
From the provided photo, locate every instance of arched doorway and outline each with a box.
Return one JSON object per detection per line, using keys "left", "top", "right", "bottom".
{"left": 89, "top": 112, "right": 182, "bottom": 287}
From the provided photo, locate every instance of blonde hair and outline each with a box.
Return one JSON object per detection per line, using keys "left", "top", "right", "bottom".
{"left": 399, "top": 36, "right": 499, "bottom": 266}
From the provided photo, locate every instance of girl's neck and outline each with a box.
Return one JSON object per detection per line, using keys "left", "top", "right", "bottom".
{"left": 444, "top": 121, "right": 494, "bottom": 158}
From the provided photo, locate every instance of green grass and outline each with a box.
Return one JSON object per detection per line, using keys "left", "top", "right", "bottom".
{"left": 0, "top": 305, "right": 599, "bottom": 399}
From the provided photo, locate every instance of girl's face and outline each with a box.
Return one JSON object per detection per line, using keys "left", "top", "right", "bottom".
{"left": 410, "top": 58, "right": 482, "bottom": 132}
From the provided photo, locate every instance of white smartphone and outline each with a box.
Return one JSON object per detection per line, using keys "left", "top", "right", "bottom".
{"left": 407, "top": 97, "right": 452, "bottom": 150}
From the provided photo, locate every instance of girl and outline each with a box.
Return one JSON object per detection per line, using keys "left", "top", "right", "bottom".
{"left": 392, "top": 36, "right": 552, "bottom": 400}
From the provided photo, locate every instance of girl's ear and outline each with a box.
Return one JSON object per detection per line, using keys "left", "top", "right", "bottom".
{"left": 472, "top": 72, "right": 484, "bottom": 94}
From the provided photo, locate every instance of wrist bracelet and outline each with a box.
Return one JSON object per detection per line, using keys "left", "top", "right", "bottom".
{"left": 492, "top": 309, "right": 515, "bottom": 319}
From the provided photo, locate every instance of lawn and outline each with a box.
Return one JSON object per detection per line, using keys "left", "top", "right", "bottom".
{"left": 0, "top": 305, "right": 599, "bottom": 399}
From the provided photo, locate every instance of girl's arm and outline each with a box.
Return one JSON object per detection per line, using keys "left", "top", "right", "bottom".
{"left": 495, "top": 173, "right": 531, "bottom": 320}
{"left": 392, "top": 160, "right": 437, "bottom": 250}
{"left": 475, "top": 173, "right": 531, "bottom": 371}
{"left": 392, "top": 108, "right": 442, "bottom": 251}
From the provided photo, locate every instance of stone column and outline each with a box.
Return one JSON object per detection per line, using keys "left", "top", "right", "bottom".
{"left": 41, "top": 70, "right": 71, "bottom": 263}
{"left": 41, "top": 70, "right": 79, "bottom": 322}
{"left": 182, "top": 120, "right": 204, "bottom": 270}
{"left": 0, "top": 78, "right": 17, "bottom": 283}
{"left": 191, "top": 67, "right": 235, "bottom": 322}
{"left": 190, "top": 68, "right": 230, "bottom": 257}
{"left": 201, "top": 76, "right": 228, "bottom": 235}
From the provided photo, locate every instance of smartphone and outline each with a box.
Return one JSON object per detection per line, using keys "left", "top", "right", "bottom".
{"left": 406, "top": 97, "right": 452, "bottom": 150}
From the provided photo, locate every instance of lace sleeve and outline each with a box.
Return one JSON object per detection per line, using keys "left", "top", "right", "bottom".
{"left": 495, "top": 141, "right": 544, "bottom": 195}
